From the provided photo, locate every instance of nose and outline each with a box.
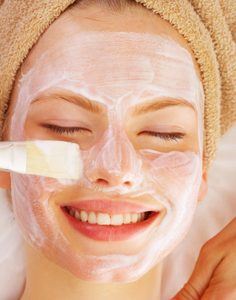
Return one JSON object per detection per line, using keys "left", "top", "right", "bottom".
{"left": 84, "top": 129, "right": 143, "bottom": 189}
{"left": 87, "top": 168, "right": 134, "bottom": 188}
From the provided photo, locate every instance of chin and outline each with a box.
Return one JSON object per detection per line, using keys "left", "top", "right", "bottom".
{"left": 45, "top": 248, "right": 155, "bottom": 283}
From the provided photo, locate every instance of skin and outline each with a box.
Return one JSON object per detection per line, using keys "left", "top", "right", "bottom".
{"left": 1, "top": 2, "right": 208, "bottom": 300}
{"left": 173, "top": 217, "right": 236, "bottom": 300}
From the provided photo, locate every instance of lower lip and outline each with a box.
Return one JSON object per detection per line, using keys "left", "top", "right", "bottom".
{"left": 62, "top": 208, "right": 159, "bottom": 241}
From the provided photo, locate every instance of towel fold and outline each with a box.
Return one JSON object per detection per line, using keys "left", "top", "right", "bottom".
{"left": 0, "top": 0, "right": 235, "bottom": 167}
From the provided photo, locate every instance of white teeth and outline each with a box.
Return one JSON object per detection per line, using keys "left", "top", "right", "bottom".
{"left": 131, "top": 213, "right": 138, "bottom": 223}
{"left": 74, "top": 211, "right": 80, "bottom": 220}
{"left": 67, "top": 208, "right": 148, "bottom": 225}
{"left": 123, "top": 213, "right": 131, "bottom": 224}
{"left": 111, "top": 214, "right": 123, "bottom": 226}
{"left": 97, "top": 213, "right": 110, "bottom": 225}
{"left": 88, "top": 212, "right": 96, "bottom": 224}
{"left": 80, "top": 211, "right": 88, "bottom": 222}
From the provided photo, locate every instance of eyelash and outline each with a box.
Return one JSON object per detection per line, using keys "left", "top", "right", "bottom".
{"left": 139, "top": 131, "right": 185, "bottom": 142}
{"left": 42, "top": 124, "right": 90, "bottom": 135}
{"left": 43, "top": 125, "right": 185, "bottom": 142}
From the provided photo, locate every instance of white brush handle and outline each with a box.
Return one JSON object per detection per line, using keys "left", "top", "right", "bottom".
{"left": 0, "top": 142, "right": 27, "bottom": 173}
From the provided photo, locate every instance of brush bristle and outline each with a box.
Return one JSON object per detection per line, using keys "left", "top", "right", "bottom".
{"left": 25, "top": 140, "right": 82, "bottom": 179}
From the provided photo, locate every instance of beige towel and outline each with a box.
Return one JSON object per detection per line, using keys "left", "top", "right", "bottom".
{"left": 0, "top": 0, "right": 235, "bottom": 167}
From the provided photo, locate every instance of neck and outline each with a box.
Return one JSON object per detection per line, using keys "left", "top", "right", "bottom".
{"left": 20, "top": 244, "right": 162, "bottom": 300}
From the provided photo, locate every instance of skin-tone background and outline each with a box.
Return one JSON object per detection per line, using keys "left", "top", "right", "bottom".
{"left": 1, "top": 2, "right": 208, "bottom": 300}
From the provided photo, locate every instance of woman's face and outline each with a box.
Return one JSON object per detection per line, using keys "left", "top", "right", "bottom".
{"left": 7, "top": 4, "right": 206, "bottom": 282}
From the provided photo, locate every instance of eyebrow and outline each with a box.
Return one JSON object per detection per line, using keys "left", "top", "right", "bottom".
{"left": 33, "top": 91, "right": 195, "bottom": 115}
{"left": 33, "top": 91, "right": 104, "bottom": 114}
{"left": 132, "top": 98, "right": 196, "bottom": 116}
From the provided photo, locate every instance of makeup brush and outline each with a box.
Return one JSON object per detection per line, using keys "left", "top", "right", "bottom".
{"left": 0, "top": 140, "right": 83, "bottom": 179}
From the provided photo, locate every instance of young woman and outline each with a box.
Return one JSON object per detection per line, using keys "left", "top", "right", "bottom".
{"left": 0, "top": 0, "right": 235, "bottom": 299}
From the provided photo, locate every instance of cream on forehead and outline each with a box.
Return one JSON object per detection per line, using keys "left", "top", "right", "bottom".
{"left": 17, "top": 32, "right": 203, "bottom": 110}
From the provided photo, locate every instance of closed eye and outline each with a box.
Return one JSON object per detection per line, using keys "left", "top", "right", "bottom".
{"left": 41, "top": 124, "right": 91, "bottom": 135}
{"left": 138, "top": 131, "right": 185, "bottom": 142}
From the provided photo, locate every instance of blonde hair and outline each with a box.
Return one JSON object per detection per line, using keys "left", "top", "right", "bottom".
{"left": 74, "top": 0, "right": 140, "bottom": 10}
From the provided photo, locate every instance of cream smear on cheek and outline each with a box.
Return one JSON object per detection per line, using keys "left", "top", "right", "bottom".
{"left": 9, "top": 32, "right": 204, "bottom": 282}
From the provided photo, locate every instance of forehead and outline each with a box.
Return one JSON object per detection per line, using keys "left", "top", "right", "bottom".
{"left": 20, "top": 5, "right": 201, "bottom": 78}
{"left": 19, "top": 31, "right": 201, "bottom": 109}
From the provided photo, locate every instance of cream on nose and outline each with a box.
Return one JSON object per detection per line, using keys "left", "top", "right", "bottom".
{"left": 88, "top": 169, "right": 134, "bottom": 187}
{"left": 84, "top": 127, "right": 142, "bottom": 188}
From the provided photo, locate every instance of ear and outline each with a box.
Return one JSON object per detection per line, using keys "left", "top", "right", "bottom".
{"left": 197, "top": 168, "right": 208, "bottom": 202}
{"left": 0, "top": 171, "right": 11, "bottom": 189}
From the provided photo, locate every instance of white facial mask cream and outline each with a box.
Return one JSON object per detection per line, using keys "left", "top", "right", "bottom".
{"left": 9, "top": 32, "right": 204, "bottom": 282}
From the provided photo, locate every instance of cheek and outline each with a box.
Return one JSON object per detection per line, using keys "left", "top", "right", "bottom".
{"left": 142, "top": 150, "right": 201, "bottom": 205}
{"left": 11, "top": 172, "right": 62, "bottom": 246}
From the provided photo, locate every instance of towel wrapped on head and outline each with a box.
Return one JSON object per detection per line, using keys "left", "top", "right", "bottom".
{"left": 0, "top": 0, "right": 235, "bottom": 168}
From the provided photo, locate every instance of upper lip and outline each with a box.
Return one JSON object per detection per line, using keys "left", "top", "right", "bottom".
{"left": 62, "top": 198, "right": 162, "bottom": 214}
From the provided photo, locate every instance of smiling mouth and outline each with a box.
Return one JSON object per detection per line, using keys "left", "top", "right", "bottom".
{"left": 61, "top": 198, "right": 162, "bottom": 241}
{"left": 63, "top": 206, "right": 156, "bottom": 226}
{"left": 62, "top": 205, "right": 160, "bottom": 241}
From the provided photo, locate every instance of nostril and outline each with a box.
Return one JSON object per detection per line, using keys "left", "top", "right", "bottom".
{"left": 123, "top": 181, "right": 132, "bottom": 187}
{"left": 92, "top": 175, "right": 133, "bottom": 187}
{"left": 95, "top": 178, "right": 109, "bottom": 185}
